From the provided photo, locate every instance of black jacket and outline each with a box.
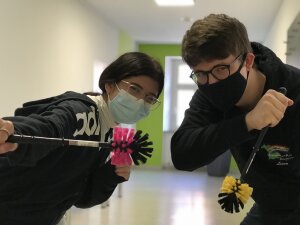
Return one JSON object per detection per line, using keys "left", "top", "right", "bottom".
{"left": 0, "top": 91, "right": 124, "bottom": 225}
{"left": 171, "top": 43, "right": 300, "bottom": 215}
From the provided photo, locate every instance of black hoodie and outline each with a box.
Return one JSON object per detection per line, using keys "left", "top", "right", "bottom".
{"left": 0, "top": 91, "right": 124, "bottom": 225}
{"left": 171, "top": 43, "right": 300, "bottom": 215}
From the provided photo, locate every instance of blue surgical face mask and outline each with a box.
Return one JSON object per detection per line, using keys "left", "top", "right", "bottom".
{"left": 108, "top": 88, "right": 150, "bottom": 124}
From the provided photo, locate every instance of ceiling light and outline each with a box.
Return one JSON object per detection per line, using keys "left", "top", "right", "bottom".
{"left": 154, "top": 0, "right": 194, "bottom": 7}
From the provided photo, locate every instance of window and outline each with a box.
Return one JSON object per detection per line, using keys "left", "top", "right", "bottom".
{"left": 163, "top": 56, "right": 197, "bottom": 131}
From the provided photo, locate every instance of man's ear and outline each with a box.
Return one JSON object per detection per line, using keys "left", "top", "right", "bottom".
{"left": 245, "top": 53, "right": 255, "bottom": 71}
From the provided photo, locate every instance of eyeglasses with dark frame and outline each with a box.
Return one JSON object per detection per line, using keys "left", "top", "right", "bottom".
{"left": 190, "top": 53, "right": 246, "bottom": 86}
{"left": 120, "top": 80, "right": 161, "bottom": 110}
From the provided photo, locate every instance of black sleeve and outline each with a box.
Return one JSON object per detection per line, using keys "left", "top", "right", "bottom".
{"left": 3, "top": 101, "right": 82, "bottom": 167}
{"left": 171, "top": 90, "right": 252, "bottom": 171}
{"left": 289, "top": 99, "right": 300, "bottom": 177}
{"left": 74, "top": 161, "right": 126, "bottom": 208}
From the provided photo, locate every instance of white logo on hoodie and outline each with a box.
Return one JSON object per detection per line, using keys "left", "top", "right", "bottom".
{"left": 73, "top": 106, "right": 100, "bottom": 137}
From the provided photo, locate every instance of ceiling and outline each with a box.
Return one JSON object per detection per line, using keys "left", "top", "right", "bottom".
{"left": 85, "top": 0, "right": 283, "bottom": 44}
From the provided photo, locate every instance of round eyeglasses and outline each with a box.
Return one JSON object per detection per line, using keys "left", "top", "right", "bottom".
{"left": 120, "top": 80, "right": 161, "bottom": 110}
{"left": 190, "top": 53, "right": 246, "bottom": 85}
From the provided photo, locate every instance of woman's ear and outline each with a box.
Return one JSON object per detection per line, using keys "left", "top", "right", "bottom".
{"left": 105, "top": 83, "right": 115, "bottom": 96}
{"left": 245, "top": 53, "right": 255, "bottom": 71}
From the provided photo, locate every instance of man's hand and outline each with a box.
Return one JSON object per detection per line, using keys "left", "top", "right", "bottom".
{"left": 0, "top": 118, "right": 18, "bottom": 154}
{"left": 245, "top": 89, "right": 294, "bottom": 131}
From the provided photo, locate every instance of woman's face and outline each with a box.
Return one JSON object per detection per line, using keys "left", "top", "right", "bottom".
{"left": 105, "top": 75, "right": 160, "bottom": 103}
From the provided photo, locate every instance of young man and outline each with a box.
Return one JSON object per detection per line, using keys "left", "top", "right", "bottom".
{"left": 171, "top": 14, "right": 300, "bottom": 225}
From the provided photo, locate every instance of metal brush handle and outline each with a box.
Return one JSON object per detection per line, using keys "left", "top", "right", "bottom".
{"left": 241, "top": 87, "right": 287, "bottom": 178}
{"left": 7, "top": 134, "right": 112, "bottom": 148}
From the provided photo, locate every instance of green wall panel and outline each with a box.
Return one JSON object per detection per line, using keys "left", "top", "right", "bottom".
{"left": 137, "top": 44, "right": 181, "bottom": 167}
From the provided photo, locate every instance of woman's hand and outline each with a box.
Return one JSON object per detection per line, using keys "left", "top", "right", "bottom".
{"left": 115, "top": 165, "right": 131, "bottom": 180}
{"left": 0, "top": 118, "right": 18, "bottom": 154}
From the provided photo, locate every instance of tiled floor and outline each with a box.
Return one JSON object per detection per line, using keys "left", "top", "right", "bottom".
{"left": 69, "top": 168, "right": 254, "bottom": 225}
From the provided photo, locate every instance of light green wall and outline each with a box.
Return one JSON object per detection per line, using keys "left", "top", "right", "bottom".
{"left": 137, "top": 44, "right": 181, "bottom": 167}
{"left": 118, "top": 35, "right": 180, "bottom": 167}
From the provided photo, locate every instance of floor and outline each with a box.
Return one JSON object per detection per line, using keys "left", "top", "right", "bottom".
{"left": 69, "top": 168, "right": 254, "bottom": 225}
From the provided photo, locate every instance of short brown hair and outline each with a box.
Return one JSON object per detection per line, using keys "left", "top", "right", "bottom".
{"left": 182, "top": 14, "right": 252, "bottom": 67}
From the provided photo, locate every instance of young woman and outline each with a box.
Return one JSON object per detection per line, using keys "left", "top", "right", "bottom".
{"left": 0, "top": 52, "right": 164, "bottom": 225}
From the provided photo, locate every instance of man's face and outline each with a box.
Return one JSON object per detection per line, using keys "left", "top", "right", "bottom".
{"left": 191, "top": 54, "right": 247, "bottom": 86}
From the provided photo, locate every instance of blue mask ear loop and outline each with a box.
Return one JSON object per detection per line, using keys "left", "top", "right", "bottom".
{"left": 115, "top": 82, "right": 121, "bottom": 92}
{"left": 108, "top": 83, "right": 121, "bottom": 102}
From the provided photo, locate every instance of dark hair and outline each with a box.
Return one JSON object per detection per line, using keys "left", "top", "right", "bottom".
{"left": 83, "top": 91, "right": 100, "bottom": 96}
{"left": 99, "top": 52, "right": 164, "bottom": 97}
{"left": 182, "top": 14, "right": 252, "bottom": 67}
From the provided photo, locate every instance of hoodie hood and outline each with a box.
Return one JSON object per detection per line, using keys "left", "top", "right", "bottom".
{"left": 15, "top": 91, "right": 96, "bottom": 116}
{"left": 251, "top": 42, "right": 287, "bottom": 91}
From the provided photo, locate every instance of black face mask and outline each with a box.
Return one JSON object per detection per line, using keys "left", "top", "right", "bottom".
{"left": 198, "top": 70, "right": 248, "bottom": 112}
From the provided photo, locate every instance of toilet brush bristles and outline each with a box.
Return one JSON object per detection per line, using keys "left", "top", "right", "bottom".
{"left": 110, "top": 127, "right": 153, "bottom": 166}
{"left": 218, "top": 176, "right": 253, "bottom": 213}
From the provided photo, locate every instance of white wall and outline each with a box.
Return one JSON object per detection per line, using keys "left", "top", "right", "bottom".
{"left": 0, "top": 0, "right": 119, "bottom": 116}
{"left": 264, "top": 0, "right": 300, "bottom": 62}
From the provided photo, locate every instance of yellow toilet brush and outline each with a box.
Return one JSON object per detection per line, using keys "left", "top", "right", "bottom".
{"left": 218, "top": 87, "right": 287, "bottom": 213}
